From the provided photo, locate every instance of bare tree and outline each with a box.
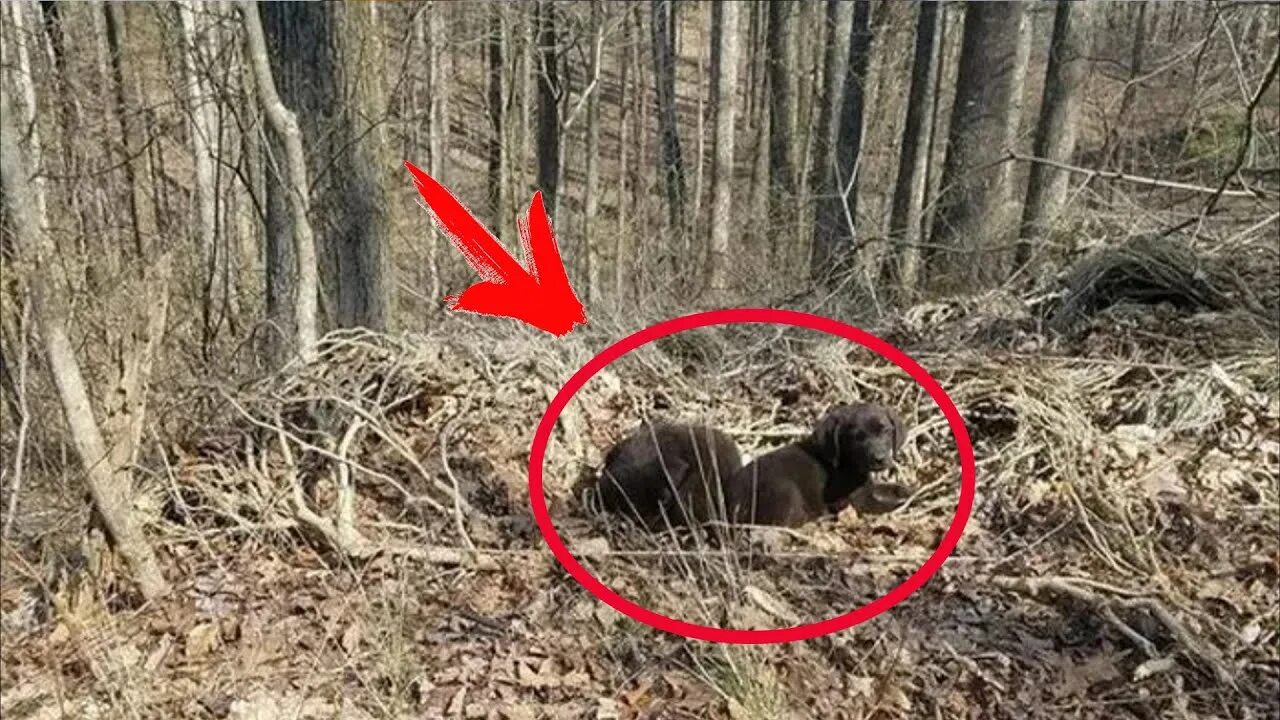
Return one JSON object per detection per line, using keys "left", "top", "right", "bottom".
{"left": 177, "top": 1, "right": 226, "bottom": 355}
{"left": 488, "top": 3, "right": 507, "bottom": 235}
{"left": 884, "top": 0, "right": 940, "bottom": 297}
{"left": 1017, "top": 0, "right": 1097, "bottom": 270}
{"left": 928, "top": 1, "right": 1029, "bottom": 291}
{"left": 707, "top": 0, "right": 740, "bottom": 295}
{"left": 3, "top": 2, "right": 45, "bottom": 227}
{"left": 1, "top": 88, "right": 170, "bottom": 600}
{"left": 652, "top": 0, "right": 687, "bottom": 240}
{"left": 536, "top": 0, "right": 561, "bottom": 219}
{"left": 104, "top": 3, "right": 158, "bottom": 260}
{"left": 614, "top": 10, "right": 635, "bottom": 303}
{"left": 241, "top": 2, "right": 319, "bottom": 361}
{"left": 258, "top": 2, "right": 393, "bottom": 332}
{"left": 427, "top": 2, "right": 451, "bottom": 188}
{"left": 811, "top": 0, "right": 871, "bottom": 281}
{"left": 766, "top": 0, "right": 796, "bottom": 255}
{"left": 583, "top": 1, "right": 603, "bottom": 304}
{"left": 808, "top": 0, "right": 843, "bottom": 228}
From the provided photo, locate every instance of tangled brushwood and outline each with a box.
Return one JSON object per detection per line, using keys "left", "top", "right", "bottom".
{"left": 43, "top": 283, "right": 1262, "bottom": 718}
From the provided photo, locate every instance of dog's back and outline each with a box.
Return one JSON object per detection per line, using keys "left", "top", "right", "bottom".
{"left": 596, "top": 422, "right": 742, "bottom": 527}
{"left": 725, "top": 444, "right": 828, "bottom": 527}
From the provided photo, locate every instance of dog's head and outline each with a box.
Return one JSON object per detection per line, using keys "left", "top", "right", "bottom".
{"left": 813, "top": 403, "right": 905, "bottom": 474}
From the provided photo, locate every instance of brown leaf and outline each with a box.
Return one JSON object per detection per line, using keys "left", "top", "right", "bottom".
{"left": 144, "top": 634, "right": 172, "bottom": 671}
{"left": 185, "top": 622, "right": 221, "bottom": 660}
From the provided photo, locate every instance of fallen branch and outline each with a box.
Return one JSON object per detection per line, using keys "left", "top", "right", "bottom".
{"left": 990, "top": 575, "right": 1235, "bottom": 688}
{"left": 1007, "top": 151, "right": 1260, "bottom": 198}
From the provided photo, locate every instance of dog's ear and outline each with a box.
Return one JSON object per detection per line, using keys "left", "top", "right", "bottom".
{"left": 814, "top": 411, "right": 846, "bottom": 467}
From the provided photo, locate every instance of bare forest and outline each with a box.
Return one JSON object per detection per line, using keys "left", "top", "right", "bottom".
{"left": 1, "top": 1, "right": 1278, "bottom": 718}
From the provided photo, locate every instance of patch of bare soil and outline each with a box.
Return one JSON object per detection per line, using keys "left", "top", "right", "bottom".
{"left": 2, "top": 286, "right": 1278, "bottom": 719}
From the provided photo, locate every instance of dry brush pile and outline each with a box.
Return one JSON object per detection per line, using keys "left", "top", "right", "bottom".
{"left": 3, "top": 268, "right": 1278, "bottom": 718}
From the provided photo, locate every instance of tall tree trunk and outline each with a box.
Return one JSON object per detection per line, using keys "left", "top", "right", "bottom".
{"left": 811, "top": 0, "right": 871, "bottom": 282}
{"left": 651, "top": 0, "right": 687, "bottom": 241}
{"left": 1017, "top": 0, "right": 1096, "bottom": 270}
{"left": 766, "top": 1, "right": 796, "bottom": 258}
{"left": 884, "top": 0, "right": 939, "bottom": 298}
{"left": 928, "top": 1, "right": 1028, "bottom": 292}
{"left": 519, "top": 6, "right": 534, "bottom": 196}
{"left": 259, "top": 2, "right": 392, "bottom": 333}
{"left": 419, "top": 7, "right": 442, "bottom": 315}
{"left": 241, "top": 3, "right": 319, "bottom": 361}
{"left": 615, "top": 11, "right": 632, "bottom": 303}
{"left": 707, "top": 0, "right": 740, "bottom": 296}
{"left": 536, "top": 0, "right": 561, "bottom": 220}
{"left": 921, "top": 2, "right": 955, "bottom": 263}
{"left": 4, "top": 2, "right": 46, "bottom": 227}
{"left": 1, "top": 87, "right": 170, "bottom": 600}
{"left": 178, "top": 1, "right": 224, "bottom": 357}
{"left": 808, "top": 0, "right": 846, "bottom": 281}
{"left": 427, "top": 1, "right": 450, "bottom": 187}
{"left": 583, "top": 1, "right": 602, "bottom": 305}
{"left": 749, "top": 4, "right": 771, "bottom": 230}
{"left": 488, "top": 3, "right": 506, "bottom": 234}
{"left": 104, "top": 4, "right": 158, "bottom": 260}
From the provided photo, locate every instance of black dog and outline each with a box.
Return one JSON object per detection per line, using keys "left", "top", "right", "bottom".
{"left": 725, "top": 403, "right": 906, "bottom": 527}
{"left": 595, "top": 421, "right": 743, "bottom": 528}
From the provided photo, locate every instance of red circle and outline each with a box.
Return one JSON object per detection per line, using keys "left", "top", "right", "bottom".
{"left": 528, "top": 308, "right": 975, "bottom": 644}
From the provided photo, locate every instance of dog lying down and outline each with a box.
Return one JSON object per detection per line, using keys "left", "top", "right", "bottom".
{"left": 593, "top": 403, "right": 909, "bottom": 529}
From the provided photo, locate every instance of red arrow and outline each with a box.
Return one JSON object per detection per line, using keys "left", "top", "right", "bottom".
{"left": 405, "top": 161, "right": 587, "bottom": 337}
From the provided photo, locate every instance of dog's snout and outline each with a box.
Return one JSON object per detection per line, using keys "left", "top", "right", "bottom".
{"left": 869, "top": 450, "right": 894, "bottom": 470}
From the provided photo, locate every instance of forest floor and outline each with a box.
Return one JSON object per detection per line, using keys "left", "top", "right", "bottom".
{"left": 2, "top": 241, "right": 1279, "bottom": 720}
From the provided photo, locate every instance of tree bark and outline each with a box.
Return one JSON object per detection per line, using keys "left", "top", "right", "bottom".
{"left": 766, "top": 1, "right": 796, "bottom": 253}
{"left": 583, "top": 1, "right": 603, "bottom": 304}
{"left": 928, "top": 1, "right": 1029, "bottom": 292}
{"left": 536, "top": 0, "right": 561, "bottom": 220}
{"left": 104, "top": 3, "right": 158, "bottom": 260}
{"left": 258, "top": 2, "right": 393, "bottom": 333}
{"left": 615, "top": 10, "right": 637, "bottom": 304}
{"left": 884, "top": 0, "right": 939, "bottom": 297}
{"left": 707, "top": 0, "right": 740, "bottom": 295}
{"left": 241, "top": 3, "right": 319, "bottom": 361}
{"left": 808, "top": 0, "right": 845, "bottom": 281}
{"left": 651, "top": 0, "right": 687, "bottom": 240}
{"left": 178, "top": 1, "right": 224, "bottom": 355}
{"left": 749, "top": 2, "right": 771, "bottom": 229}
{"left": 488, "top": 3, "right": 506, "bottom": 237}
{"left": 1016, "top": 0, "right": 1096, "bottom": 270}
{"left": 811, "top": 0, "right": 871, "bottom": 281}
{"left": 3, "top": 2, "right": 46, "bottom": 227}
{"left": 1, "top": 88, "right": 170, "bottom": 600}
{"left": 427, "top": 1, "right": 450, "bottom": 187}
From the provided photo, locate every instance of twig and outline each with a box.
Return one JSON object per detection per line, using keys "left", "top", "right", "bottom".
{"left": 991, "top": 575, "right": 1235, "bottom": 688}
{"left": 276, "top": 422, "right": 371, "bottom": 558}
{"left": 378, "top": 542, "right": 498, "bottom": 571}
{"left": 1201, "top": 44, "right": 1280, "bottom": 219}
{"left": 439, "top": 404, "right": 477, "bottom": 551}
{"left": 1007, "top": 151, "right": 1259, "bottom": 198}
{"left": 2, "top": 294, "right": 31, "bottom": 541}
